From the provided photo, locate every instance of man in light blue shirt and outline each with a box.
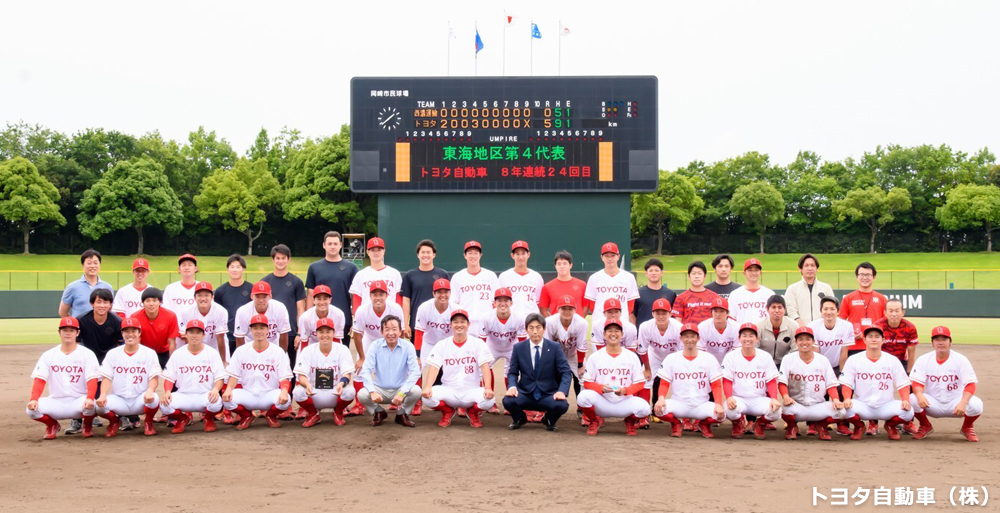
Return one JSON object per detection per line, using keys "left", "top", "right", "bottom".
{"left": 59, "top": 249, "right": 114, "bottom": 318}
{"left": 357, "top": 314, "right": 421, "bottom": 427}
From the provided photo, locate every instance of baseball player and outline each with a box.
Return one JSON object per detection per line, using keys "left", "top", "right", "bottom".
{"left": 158, "top": 320, "right": 226, "bottom": 434}
{"left": 637, "top": 298, "right": 683, "bottom": 429}
{"left": 721, "top": 323, "right": 783, "bottom": 439}
{"left": 497, "top": 240, "right": 544, "bottom": 323}
{"left": 411, "top": 278, "right": 457, "bottom": 416}
{"left": 350, "top": 280, "right": 405, "bottom": 415}
{"left": 296, "top": 285, "right": 347, "bottom": 349}
{"left": 178, "top": 281, "right": 229, "bottom": 364}
{"left": 449, "top": 240, "right": 498, "bottom": 334}
{"left": 94, "top": 318, "right": 161, "bottom": 437}
{"left": 909, "top": 326, "right": 983, "bottom": 442}
{"left": 162, "top": 254, "right": 199, "bottom": 314}
{"left": 807, "top": 296, "right": 854, "bottom": 374}
{"left": 233, "top": 281, "right": 291, "bottom": 349}
{"left": 421, "top": 310, "right": 496, "bottom": 428}
{"left": 653, "top": 322, "right": 726, "bottom": 438}
{"left": 222, "top": 314, "right": 294, "bottom": 429}
{"left": 577, "top": 319, "right": 651, "bottom": 436}
{"left": 539, "top": 251, "right": 588, "bottom": 317}
{"left": 584, "top": 242, "right": 639, "bottom": 329}
{"left": 25, "top": 318, "right": 99, "bottom": 440}
{"left": 778, "top": 327, "right": 852, "bottom": 440}
{"left": 727, "top": 258, "right": 775, "bottom": 324}
{"left": 591, "top": 298, "right": 638, "bottom": 351}
{"left": 478, "top": 287, "right": 527, "bottom": 393}
{"left": 543, "top": 295, "right": 589, "bottom": 400}
{"left": 671, "top": 261, "right": 721, "bottom": 325}
{"left": 348, "top": 237, "right": 403, "bottom": 313}
{"left": 112, "top": 258, "right": 151, "bottom": 319}
{"left": 697, "top": 297, "right": 739, "bottom": 364}
{"left": 839, "top": 324, "right": 914, "bottom": 440}
{"left": 294, "top": 317, "right": 356, "bottom": 428}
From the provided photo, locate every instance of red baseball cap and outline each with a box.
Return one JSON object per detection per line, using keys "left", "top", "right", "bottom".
{"left": 178, "top": 254, "right": 197, "bottom": 265}
{"left": 312, "top": 285, "right": 332, "bottom": 297}
{"left": 651, "top": 298, "right": 671, "bottom": 312}
{"left": 738, "top": 322, "right": 758, "bottom": 336}
{"left": 450, "top": 309, "right": 470, "bottom": 321}
{"left": 710, "top": 297, "right": 729, "bottom": 311}
{"left": 367, "top": 237, "right": 385, "bottom": 250}
{"left": 510, "top": 240, "right": 529, "bottom": 252}
{"left": 249, "top": 314, "right": 269, "bottom": 326}
{"left": 464, "top": 240, "right": 482, "bottom": 252}
{"left": 601, "top": 242, "right": 619, "bottom": 255}
{"left": 680, "top": 323, "right": 699, "bottom": 336}
{"left": 433, "top": 278, "right": 451, "bottom": 291}
{"left": 931, "top": 326, "right": 952, "bottom": 339}
{"left": 602, "top": 298, "right": 622, "bottom": 312}
{"left": 603, "top": 318, "right": 623, "bottom": 330}
{"left": 743, "top": 258, "right": 762, "bottom": 271}
{"left": 185, "top": 319, "right": 206, "bottom": 331}
{"left": 557, "top": 295, "right": 576, "bottom": 309}
{"left": 494, "top": 287, "right": 513, "bottom": 299}
{"left": 252, "top": 281, "right": 272, "bottom": 296}
{"left": 58, "top": 317, "right": 80, "bottom": 330}
{"left": 794, "top": 326, "right": 814, "bottom": 338}
{"left": 369, "top": 280, "right": 388, "bottom": 293}
{"left": 132, "top": 258, "right": 150, "bottom": 271}
{"left": 194, "top": 281, "right": 213, "bottom": 294}
{"left": 121, "top": 317, "right": 142, "bottom": 331}
{"left": 316, "top": 317, "right": 337, "bottom": 330}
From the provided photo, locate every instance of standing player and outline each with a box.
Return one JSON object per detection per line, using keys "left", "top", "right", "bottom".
{"left": 727, "top": 258, "right": 774, "bottom": 324}
{"left": 909, "top": 326, "right": 983, "bottom": 442}
{"left": 808, "top": 297, "right": 854, "bottom": 375}
{"left": 721, "top": 323, "right": 783, "bottom": 439}
{"left": 671, "top": 261, "right": 720, "bottom": 325}
{"left": 296, "top": 285, "right": 347, "bottom": 349}
{"left": 585, "top": 242, "right": 639, "bottom": 330}
{"left": 348, "top": 237, "right": 403, "bottom": 313}
{"left": 25, "top": 318, "right": 99, "bottom": 440}
{"left": 839, "top": 262, "right": 888, "bottom": 435}
{"left": 233, "top": 281, "right": 291, "bottom": 350}
{"left": 222, "top": 314, "right": 294, "bottom": 429}
{"left": 450, "top": 241, "right": 499, "bottom": 334}
{"left": 162, "top": 254, "right": 198, "bottom": 314}
{"left": 778, "top": 327, "right": 850, "bottom": 440}
{"left": 544, "top": 295, "right": 589, "bottom": 404}
{"left": 293, "top": 317, "right": 356, "bottom": 427}
{"left": 306, "top": 231, "right": 359, "bottom": 344}
{"left": 875, "top": 299, "right": 919, "bottom": 373}
{"left": 697, "top": 298, "right": 739, "bottom": 364}
{"left": 705, "top": 254, "right": 740, "bottom": 300}
{"left": 414, "top": 279, "right": 458, "bottom": 364}
{"left": 653, "top": 322, "right": 726, "bottom": 438}
{"left": 421, "top": 310, "right": 496, "bottom": 428}
{"left": 350, "top": 281, "right": 405, "bottom": 415}
{"left": 637, "top": 298, "right": 683, "bottom": 411}
{"left": 478, "top": 288, "right": 527, "bottom": 386}
{"left": 95, "top": 318, "right": 161, "bottom": 437}
{"left": 178, "top": 282, "right": 229, "bottom": 365}
{"left": 261, "top": 245, "right": 306, "bottom": 388}
{"left": 538, "top": 250, "right": 587, "bottom": 317}
{"left": 130, "top": 287, "right": 179, "bottom": 370}
{"left": 498, "top": 240, "right": 544, "bottom": 323}
{"left": 577, "top": 319, "right": 651, "bottom": 436}
{"left": 59, "top": 249, "right": 113, "bottom": 318}
{"left": 215, "top": 254, "right": 254, "bottom": 355}
{"left": 72, "top": 288, "right": 121, "bottom": 433}
{"left": 159, "top": 320, "right": 226, "bottom": 434}
{"left": 784, "top": 254, "right": 835, "bottom": 327}
{"left": 401, "top": 239, "right": 449, "bottom": 340}
{"left": 631, "top": 258, "right": 677, "bottom": 327}
{"left": 112, "top": 258, "right": 151, "bottom": 319}
{"left": 839, "top": 324, "right": 914, "bottom": 440}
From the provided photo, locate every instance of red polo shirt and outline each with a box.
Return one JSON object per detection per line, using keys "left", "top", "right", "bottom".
{"left": 130, "top": 308, "right": 180, "bottom": 353}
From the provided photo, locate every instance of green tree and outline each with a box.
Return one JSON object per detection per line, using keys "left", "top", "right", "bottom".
{"left": 729, "top": 181, "right": 785, "bottom": 254}
{"left": 194, "top": 158, "right": 283, "bottom": 255}
{"left": 782, "top": 151, "right": 843, "bottom": 232}
{"left": 77, "top": 157, "right": 183, "bottom": 254}
{"left": 833, "top": 186, "right": 912, "bottom": 253}
{"left": 67, "top": 128, "right": 140, "bottom": 173}
{"left": 0, "top": 157, "right": 66, "bottom": 253}
{"left": 247, "top": 128, "right": 271, "bottom": 162}
{"left": 631, "top": 171, "right": 703, "bottom": 255}
{"left": 0, "top": 122, "right": 69, "bottom": 160}
{"left": 936, "top": 184, "right": 1000, "bottom": 252}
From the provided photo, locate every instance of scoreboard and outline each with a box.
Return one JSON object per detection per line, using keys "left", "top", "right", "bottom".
{"left": 350, "top": 76, "right": 658, "bottom": 193}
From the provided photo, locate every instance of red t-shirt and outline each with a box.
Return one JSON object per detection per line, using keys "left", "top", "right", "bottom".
{"left": 539, "top": 277, "right": 587, "bottom": 313}
{"left": 671, "top": 289, "right": 721, "bottom": 325}
{"left": 130, "top": 308, "right": 180, "bottom": 353}
{"left": 875, "top": 317, "right": 919, "bottom": 362}
{"left": 839, "top": 290, "right": 888, "bottom": 350}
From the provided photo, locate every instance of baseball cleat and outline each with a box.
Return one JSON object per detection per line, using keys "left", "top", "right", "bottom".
{"left": 885, "top": 421, "right": 900, "bottom": 440}
{"left": 438, "top": 409, "right": 455, "bottom": 428}
{"left": 805, "top": 424, "right": 817, "bottom": 436}
{"left": 731, "top": 418, "right": 746, "bottom": 439}
{"left": 347, "top": 402, "right": 367, "bottom": 417}
{"left": 624, "top": 416, "right": 639, "bottom": 436}
{"left": 171, "top": 414, "right": 192, "bottom": 434}
{"left": 487, "top": 404, "right": 500, "bottom": 414}
{"left": 784, "top": 423, "right": 798, "bottom": 440}
{"left": 411, "top": 401, "right": 422, "bottom": 416}
{"left": 753, "top": 419, "right": 767, "bottom": 440}
{"left": 698, "top": 420, "right": 716, "bottom": 439}
{"left": 467, "top": 406, "right": 484, "bottom": 428}
{"left": 456, "top": 407, "right": 468, "bottom": 418}
{"left": 866, "top": 420, "right": 879, "bottom": 436}
{"left": 637, "top": 417, "right": 650, "bottom": 429}
{"left": 961, "top": 427, "right": 979, "bottom": 442}
{"left": 912, "top": 425, "right": 933, "bottom": 440}
{"left": 203, "top": 415, "right": 217, "bottom": 432}
{"left": 837, "top": 423, "right": 853, "bottom": 436}
{"left": 815, "top": 423, "right": 832, "bottom": 441}
{"left": 41, "top": 417, "right": 61, "bottom": 440}
{"left": 670, "top": 421, "right": 683, "bottom": 438}
{"left": 764, "top": 421, "right": 776, "bottom": 431}
{"left": 586, "top": 420, "right": 601, "bottom": 436}
{"left": 144, "top": 421, "right": 157, "bottom": 436}
{"left": 302, "top": 413, "right": 322, "bottom": 428}
{"left": 103, "top": 416, "right": 121, "bottom": 438}
{"left": 682, "top": 418, "right": 695, "bottom": 431}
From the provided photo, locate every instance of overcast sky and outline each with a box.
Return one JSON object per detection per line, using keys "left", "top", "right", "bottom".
{"left": 3, "top": 0, "right": 998, "bottom": 170}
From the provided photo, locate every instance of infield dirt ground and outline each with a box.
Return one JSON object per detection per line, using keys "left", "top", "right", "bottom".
{"left": 0, "top": 344, "right": 996, "bottom": 513}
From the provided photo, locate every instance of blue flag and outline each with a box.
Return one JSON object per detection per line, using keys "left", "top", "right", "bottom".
{"left": 475, "top": 29, "right": 484, "bottom": 54}
{"left": 531, "top": 23, "right": 541, "bottom": 39}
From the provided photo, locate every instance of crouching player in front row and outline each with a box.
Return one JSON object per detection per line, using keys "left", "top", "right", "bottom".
{"left": 722, "top": 323, "right": 782, "bottom": 439}
{"left": 910, "top": 326, "right": 983, "bottom": 442}
{"left": 840, "top": 324, "right": 914, "bottom": 440}
{"left": 222, "top": 314, "right": 294, "bottom": 430}
{"left": 653, "top": 323, "right": 725, "bottom": 438}
{"left": 577, "top": 319, "right": 651, "bottom": 436}
{"left": 26, "top": 318, "right": 99, "bottom": 439}
{"left": 293, "top": 317, "right": 356, "bottom": 428}
{"left": 96, "top": 318, "right": 161, "bottom": 437}
{"left": 778, "top": 327, "right": 854, "bottom": 441}
{"left": 421, "top": 310, "right": 496, "bottom": 428}
{"left": 159, "top": 320, "right": 225, "bottom": 434}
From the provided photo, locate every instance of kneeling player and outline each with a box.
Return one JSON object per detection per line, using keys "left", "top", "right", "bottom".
{"left": 294, "top": 317, "right": 356, "bottom": 428}
{"left": 653, "top": 323, "right": 725, "bottom": 438}
{"left": 577, "top": 320, "right": 651, "bottom": 436}
{"left": 25, "top": 318, "right": 100, "bottom": 439}
{"left": 421, "top": 310, "right": 496, "bottom": 428}
{"left": 909, "top": 326, "right": 983, "bottom": 442}
{"left": 95, "top": 318, "right": 161, "bottom": 437}
{"left": 778, "top": 327, "right": 853, "bottom": 440}
{"left": 160, "top": 320, "right": 226, "bottom": 434}
{"left": 840, "top": 325, "right": 914, "bottom": 440}
{"left": 722, "top": 323, "right": 782, "bottom": 439}
{"left": 222, "top": 314, "right": 293, "bottom": 429}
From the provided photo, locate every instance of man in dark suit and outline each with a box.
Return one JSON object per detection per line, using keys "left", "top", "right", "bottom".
{"left": 504, "top": 313, "right": 573, "bottom": 431}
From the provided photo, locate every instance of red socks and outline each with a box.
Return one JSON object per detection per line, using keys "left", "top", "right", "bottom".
{"left": 298, "top": 397, "right": 318, "bottom": 416}
{"left": 963, "top": 415, "right": 979, "bottom": 430}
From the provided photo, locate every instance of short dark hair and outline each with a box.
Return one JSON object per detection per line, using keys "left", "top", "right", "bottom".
{"left": 687, "top": 261, "right": 707, "bottom": 275}
{"left": 644, "top": 258, "right": 663, "bottom": 271}
{"left": 554, "top": 250, "right": 573, "bottom": 264}
{"left": 415, "top": 239, "right": 437, "bottom": 254}
{"left": 324, "top": 231, "right": 342, "bottom": 243}
{"left": 270, "top": 244, "right": 291, "bottom": 259}
{"left": 381, "top": 315, "right": 402, "bottom": 331}
{"left": 227, "top": 254, "right": 247, "bottom": 268}
{"left": 766, "top": 294, "right": 786, "bottom": 309}
{"left": 819, "top": 296, "right": 839, "bottom": 309}
{"left": 80, "top": 249, "right": 101, "bottom": 264}
{"left": 798, "top": 253, "right": 819, "bottom": 269}
{"left": 141, "top": 287, "right": 163, "bottom": 303}
{"left": 855, "top": 262, "right": 877, "bottom": 277}
{"left": 89, "top": 288, "right": 113, "bottom": 304}
{"left": 885, "top": 298, "right": 904, "bottom": 309}
{"left": 711, "top": 254, "right": 734, "bottom": 269}
{"left": 524, "top": 313, "right": 546, "bottom": 328}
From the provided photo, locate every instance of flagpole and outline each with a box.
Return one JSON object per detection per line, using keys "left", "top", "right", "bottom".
{"left": 475, "top": 21, "right": 478, "bottom": 77}
{"left": 502, "top": 11, "right": 506, "bottom": 76}
{"left": 558, "top": 20, "right": 562, "bottom": 76}
{"left": 530, "top": 19, "right": 533, "bottom": 76}
{"left": 447, "top": 20, "right": 451, "bottom": 76}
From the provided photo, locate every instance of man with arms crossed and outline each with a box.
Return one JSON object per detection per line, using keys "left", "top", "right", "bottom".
{"left": 784, "top": 253, "right": 834, "bottom": 327}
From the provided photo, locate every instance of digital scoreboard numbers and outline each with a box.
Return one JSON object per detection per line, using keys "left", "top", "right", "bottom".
{"left": 350, "top": 76, "right": 658, "bottom": 193}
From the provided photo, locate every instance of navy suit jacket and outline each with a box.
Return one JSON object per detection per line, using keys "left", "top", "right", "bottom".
{"left": 507, "top": 338, "right": 572, "bottom": 397}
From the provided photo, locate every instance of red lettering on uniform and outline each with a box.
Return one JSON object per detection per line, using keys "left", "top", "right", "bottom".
{"left": 114, "top": 366, "right": 148, "bottom": 375}
{"left": 242, "top": 363, "right": 278, "bottom": 372}
{"left": 789, "top": 372, "right": 826, "bottom": 382}
{"left": 732, "top": 370, "right": 766, "bottom": 380}
{"left": 444, "top": 356, "right": 478, "bottom": 366}
{"left": 50, "top": 365, "right": 85, "bottom": 373}
{"left": 926, "top": 374, "right": 959, "bottom": 383}
{"left": 856, "top": 372, "right": 893, "bottom": 380}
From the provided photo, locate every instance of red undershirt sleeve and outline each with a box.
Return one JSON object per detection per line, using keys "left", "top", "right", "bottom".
{"left": 396, "top": 293, "right": 403, "bottom": 307}
{"left": 657, "top": 380, "right": 670, "bottom": 399}
{"left": 965, "top": 383, "right": 976, "bottom": 394}
{"left": 86, "top": 378, "right": 98, "bottom": 400}
{"left": 766, "top": 379, "right": 778, "bottom": 399}
{"left": 164, "top": 380, "right": 174, "bottom": 393}
{"left": 778, "top": 383, "right": 789, "bottom": 396}
{"left": 627, "top": 299, "right": 635, "bottom": 315}
{"left": 280, "top": 381, "right": 291, "bottom": 393}
{"left": 711, "top": 379, "right": 724, "bottom": 404}
{"left": 351, "top": 295, "right": 361, "bottom": 316}
{"left": 898, "top": 385, "right": 910, "bottom": 398}
{"left": 723, "top": 378, "right": 734, "bottom": 398}
{"left": 638, "top": 353, "right": 648, "bottom": 364}
{"left": 842, "top": 386, "right": 854, "bottom": 400}
{"left": 414, "top": 330, "right": 424, "bottom": 350}
{"left": 624, "top": 382, "right": 645, "bottom": 396}
{"left": 577, "top": 351, "right": 586, "bottom": 364}
{"left": 583, "top": 381, "right": 604, "bottom": 393}
{"left": 827, "top": 386, "right": 841, "bottom": 401}
{"left": 30, "top": 378, "right": 46, "bottom": 401}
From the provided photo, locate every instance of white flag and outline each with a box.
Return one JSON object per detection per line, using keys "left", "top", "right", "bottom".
{"left": 561, "top": 26, "right": 571, "bottom": 36}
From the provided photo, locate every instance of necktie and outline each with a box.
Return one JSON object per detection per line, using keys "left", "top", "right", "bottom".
{"left": 533, "top": 345, "right": 542, "bottom": 400}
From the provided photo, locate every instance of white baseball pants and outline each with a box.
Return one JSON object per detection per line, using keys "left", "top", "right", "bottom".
{"left": 850, "top": 400, "right": 915, "bottom": 422}
{"left": 909, "top": 394, "right": 984, "bottom": 418}
{"left": 576, "top": 390, "right": 652, "bottom": 418}
{"left": 783, "top": 401, "right": 851, "bottom": 422}
{"left": 97, "top": 394, "right": 159, "bottom": 416}
{"left": 223, "top": 388, "right": 291, "bottom": 411}
{"left": 644, "top": 352, "right": 668, "bottom": 390}
{"left": 662, "top": 399, "right": 723, "bottom": 421}
{"left": 160, "top": 391, "right": 223, "bottom": 415}
{"left": 422, "top": 386, "right": 495, "bottom": 410}
{"left": 293, "top": 386, "right": 356, "bottom": 408}
{"left": 26, "top": 396, "right": 95, "bottom": 421}
{"left": 725, "top": 396, "right": 782, "bottom": 422}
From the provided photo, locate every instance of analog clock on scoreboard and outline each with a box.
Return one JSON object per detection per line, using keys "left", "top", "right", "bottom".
{"left": 350, "top": 76, "right": 658, "bottom": 193}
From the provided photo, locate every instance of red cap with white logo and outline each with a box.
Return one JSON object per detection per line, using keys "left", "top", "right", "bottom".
{"left": 601, "top": 242, "right": 619, "bottom": 255}
{"left": 185, "top": 319, "right": 206, "bottom": 331}
{"left": 557, "top": 295, "right": 576, "bottom": 309}
{"left": 738, "top": 322, "right": 758, "bottom": 335}
{"left": 312, "top": 285, "right": 332, "bottom": 298}
{"left": 316, "top": 317, "right": 337, "bottom": 330}
{"left": 367, "top": 237, "right": 385, "bottom": 250}
{"left": 194, "top": 281, "right": 213, "bottom": 294}
{"left": 132, "top": 258, "right": 150, "bottom": 271}
{"left": 603, "top": 318, "right": 623, "bottom": 330}
{"left": 450, "top": 309, "right": 470, "bottom": 321}
{"left": 464, "top": 240, "right": 482, "bottom": 252}
{"left": 680, "top": 323, "right": 699, "bottom": 336}
{"left": 433, "top": 278, "right": 450, "bottom": 291}
{"left": 794, "top": 326, "right": 814, "bottom": 338}
{"left": 510, "top": 240, "right": 529, "bottom": 252}
{"left": 178, "top": 254, "right": 197, "bottom": 265}
{"left": 931, "top": 326, "right": 952, "bottom": 339}
{"left": 603, "top": 298, "right": 622, "bottom": 312}
{"left": 494, "top": 287, "right": 513, "bottom": 299}
{"left": 249, "top": 314, "right": 269, "bottom": 327}
{"left": 58, "top": 317, "right": 80, "bottom": 330}
{"left": 651, "top": 298, "right": 671, "bottom": 312}
{"left": 252, "top": 281, "right": 271, "bottom": 296}
{"left": 121, "top": 317, "right": 142, "bottom": 331}
{"left": 369, "top": 280, "right": 388, "bottom": 293}
{"left": 743, "top": 258, "right": 762, "bottom": 271}
{"left": 710, "top": 297, "right": 729, "bottom": 311}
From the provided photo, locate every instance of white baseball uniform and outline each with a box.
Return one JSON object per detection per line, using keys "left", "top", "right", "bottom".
{"left": 778, "top": 352, "right": 850, "bottom": 422}
{"left": 112, "top": 283, "right": 149, "bottom": 318}
{"left": 26, "top": 345, "right": 99, "bottom": 421}
{"left": 450, "top": 268, "right": 498, "bottom": 334}
{"left": 223, "top": 342, "right": 294, "bottom": 411}
{"left": 727, "top": 285, "right": 776, "bottom": 324}
{"left": 839, "top": 352, "right": 914, "bottom": 422}
{"left": 422, "top": 336, "right": 496, "bottom": 410}
{"left": 909, "top": 350, "right": 983, "bottom": 418}
{"left": 96, "top": 345, "right": 162, "bottom": 416}
{"left": 591, "top": 319, "right": 638, "bottom": 351}
{"left": 178, "top": 303, "right": 230, "bottom": 356}
{"left": 497, "top": 268, "right": 544, "bottom": 322}
{"left": 656, "top": 351, "right": 723, "bottom": 420}
{"left": 807, "top": 318, "right": 856, "bottom": 369}
{"left": 159, "top": 344, "right": 226, "bottom": 415}
{"left": 697, "top": 318, "right": 740, "bottom": 364}
{"left": 414, "top": 299, "right": 458, "bottom": 361}
{"left": 479, "top": 313, "right": 526, "bottom": 375}
{"left": 544, "top": 313, "right": 589, "bottom": 378}
{"left": 576, "top": 348, "right": 651, "bottom": 418}
{"left": 292, "top": 342, "right": 357, "bottom": 408}
{"left": 637, "top": 318, "right": 683, "bottom": 389}
{"left": 721, "top": 348, "right": 782, "bottom": 422}
{"left": 233, "top": 300, "right": 291, "bottom": 345}
{"left": 349, "top": 265, "right": 403, "bottom": 306}
{"left": 584, "top": 269, "right": 640, "bottom": 327}
{"left": 296, "top": 305, "right": 347, "bottom": 347}
{"left": 162, "top": 281, "right": 197, "bottom": 315}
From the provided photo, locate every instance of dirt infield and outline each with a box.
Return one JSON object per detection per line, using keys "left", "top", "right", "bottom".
{"left": 1, "top": 344, "right": 996, "bottom": 512}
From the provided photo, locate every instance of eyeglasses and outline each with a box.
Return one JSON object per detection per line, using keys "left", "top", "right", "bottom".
{"left": 857, "top": 273, "right": 874, "bottom": 278}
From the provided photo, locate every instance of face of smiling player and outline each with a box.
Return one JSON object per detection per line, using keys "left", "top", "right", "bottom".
{"left": 603, "top": 326, "right": 623, "bottom": 349}
{"left": 317, "top": 326, "right": 335, "bottom": 348}
{"left": 494, "top": 296, "right": 512, "bottom": 318}
{"left": 795, "top": 335, "right": 815, "bottom": 354}
{"left": 122, "top": 327, "right": 141, "bottom": 349}
{"left": 369, "top": 290, "right": 387, "bottom": 311}
{"left": 186, "top": 328, "right": 205, "bottom": 350}
{"left": 680, "top": 331, "right": 699, "bottom": 350}
{"left": 450, "top": 316, "right": 469, "bottom": 339}
{"left": 250, "top": 323, "right": 269, "bottom": 344}
{"left": 739, "top": 330, "right": 758, "bottom": 352}
{"left": 313, "top": 293, "right": 331, "bottom": 314}
{"left": 511, "top": 248, "right": 530, "bottom": 270}
{"left": 195, "top": 290, "right": 213, "bottom": 312}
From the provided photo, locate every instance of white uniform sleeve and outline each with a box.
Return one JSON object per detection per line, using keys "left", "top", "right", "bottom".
{"left": 908, "top": 356, "right": 927, "bottom": 386}
{"left": 627, "top": 272, "right": 640, "bottom": 301}
{"left": 226, "top": 348, "right": 242, "bottom": 379}
{"left": 210, "top": 350, "right": 226, "bottom": 382}
{"left": 31, "top": 352, "right": 49, "bottom": 381}
{"left": 575, "top": 318, "right": 589, "bottom": 353}
{"left": 960, "top": 356, "right": 979, "bottom": 387}
{"left": 584, "top": 275, "right": 597, "bottom": 302}
{"left": 275, "top": 303, "right": 291, "bottom": 334}
{"left": 351, "top": 310, "right": 365, "bottom": 334}
{"left": 98, "top": 352, "right": 115, "bottom": 380}
{"left": 890, "top": 357, "right": 910, "bottom": 391}
{"left": 339, "top": 347, "right": 356, "bottom": 378}
{"left": 293, "top": 346, "right": 310, "bottom": 376}
{"left": 582, "top": 354, "right": 597, "bottom": 382}
{"left": 823, "top": 358, "right": 839, "bottom": 387}
{"left": 162, "top": 352, "right": 177, "bottom": 383}
{"left": 778, "top": 355, "right": 791, "bottom": 385}
{"left": 656, "top": 355, "right": 673, "bottom": 382}
{"left": 278, "top": 350, "right": 293, "bottom": 381}
{"left": 415, "top": 302, "right": 428, "bottom": 332}
{"left": 721, "top": 352, "right": 734, "bottom": 381}
{"left": 476, "top": 341, "right": 494, "bottom": 368}
{"left": 234, "top": 307, "right": 248, "bottom": 339}
{"left": 85, "top": 350, "right": 101, "bottom": 381}
{"left": 839, "top": 357, "right": 856, "bottom": 391}
{"left": 708, "top": 357, "right": 723, "bottom": 383}
{"left": 425, "top": 342, "right": 445, "bottom": 369}
{"left": 631, "top": 354, "right": 646, "bottom": 385}
{"left": 112, "top": 288, "right": 126, "bottom": 314}
{"left": 348, "top": 273, "right": 363, "bottom": 299}
{"left": 297, "top": 315, "right": 311, "bottom": 341}
{"left": 764, "top": 355, "right": 780, "bottom": 383}
{"left": 332, "top": 307, "right": 346, "bottom": 339}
